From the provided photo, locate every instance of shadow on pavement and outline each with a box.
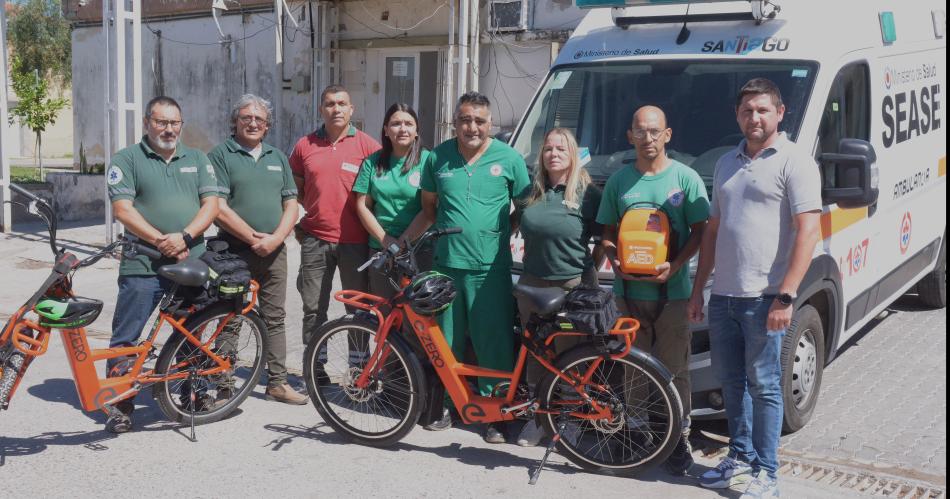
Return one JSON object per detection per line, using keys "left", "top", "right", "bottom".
{"left": 262, "top": 421, "right": 579, "bottom": 478}
{"left": 261, "top": 421, "right": 717, "bottom": 489}
{"left": 830, "top": 293, "right": 935, "bottom": 362}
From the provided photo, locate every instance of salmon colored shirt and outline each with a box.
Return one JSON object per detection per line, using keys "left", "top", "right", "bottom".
{"left": 290, "top": 125, "right": 381, "bottom": 244}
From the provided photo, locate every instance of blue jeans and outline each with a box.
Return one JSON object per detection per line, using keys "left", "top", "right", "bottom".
{"left": 109, "top": 275, "right": 174, "bottom": 373}
{"left": 708, "top": 294, "right": 785, "bottom": 479}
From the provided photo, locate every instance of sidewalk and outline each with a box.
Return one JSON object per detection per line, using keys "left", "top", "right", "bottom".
{"left": 8, "top": 157, "right": 75, "bottom": 169}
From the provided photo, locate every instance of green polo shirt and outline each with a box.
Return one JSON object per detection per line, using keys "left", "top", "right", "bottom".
{"left": 596, "top": 159, "right": 710, "bottom": 301}
{"left": 521, "top": 184, "right": 603, "bottom": 280}
{"left": 421, "top": 138, "right": 531, "bottom": 270}
{"left": 107, "top": 137, "right": 220, "bottom": 276}
{"left": 353, "top": 149, "right": 430, "bottom": 249}
{"left": 209, "top": 137, "right": 297, "bottom": 235}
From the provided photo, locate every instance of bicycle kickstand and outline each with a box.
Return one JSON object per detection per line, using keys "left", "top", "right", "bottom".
{"left": 529, "top": 410, "right": 570, "bottom": 485}
{"left": 188, "top": 366, "right": 198, "bottom": 442}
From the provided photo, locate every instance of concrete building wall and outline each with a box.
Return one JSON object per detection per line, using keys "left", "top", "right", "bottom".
{"left": 71, "top": 10, "right": 318, "bottom": 163}
{"left": 69, "top": 0, "right": 584, "bottom": 161}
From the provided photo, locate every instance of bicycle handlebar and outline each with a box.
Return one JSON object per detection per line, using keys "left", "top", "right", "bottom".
{"left": 5, "top": 182, "right": 59, "bottom": 256}
{"left": 130, "top": 242, "right": 163, "bottom": 260}
{"left": 356, "top": 227, "right": 463, "bottom": 281}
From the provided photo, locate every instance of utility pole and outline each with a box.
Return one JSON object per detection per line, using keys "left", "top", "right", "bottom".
{"left": 103, "top": 0, "right": 143, "bottom": 243}
{"left": 0, "top": 0, "right": 12, "bottom": 233}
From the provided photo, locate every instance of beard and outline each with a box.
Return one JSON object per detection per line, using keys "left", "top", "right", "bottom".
{"left": 155, "top": 136, "right": 178, "bottom": 150}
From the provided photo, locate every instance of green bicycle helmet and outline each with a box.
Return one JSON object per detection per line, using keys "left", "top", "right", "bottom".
{"left": 404, "top": 271, "right": 456, "bottom": 316}
{"left": 34, "top": 296, "right": 103, "bottom": 328}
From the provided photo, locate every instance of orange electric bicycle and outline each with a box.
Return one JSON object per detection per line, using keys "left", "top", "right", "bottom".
{"left": 0, "top": 185, "right": 267, "bottom": 437}
{"left": 302, "top": 228, "right": 683, "bottom": 482}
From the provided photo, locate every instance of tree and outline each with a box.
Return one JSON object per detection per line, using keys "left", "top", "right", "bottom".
{"left": 6, "top": 0, "right": 72, "bottom": 84}
{"left": 8, "top": 56, "right": 70, "bottom": 178}
{"left": 6, "top": 0, "right": 71, "bottom": 178}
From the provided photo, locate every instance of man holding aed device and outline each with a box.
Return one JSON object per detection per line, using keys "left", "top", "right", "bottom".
{"left": 597, "top": 105, "right": 710, "bottom": 475}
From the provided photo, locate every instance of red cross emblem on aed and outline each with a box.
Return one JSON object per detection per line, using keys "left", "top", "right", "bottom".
{"left": 899, "top": 212, "right": 912, "bottom": 255}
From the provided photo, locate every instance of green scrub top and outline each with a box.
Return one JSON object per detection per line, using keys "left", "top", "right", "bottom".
{"left": 353, "top": 149, "right": 430, "bottom": 249}
{"left": 421, "top": 138, "right": 531, "bottom": 270}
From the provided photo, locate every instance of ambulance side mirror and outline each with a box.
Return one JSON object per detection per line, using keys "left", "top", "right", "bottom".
{"left": 819, "top": 138, "right": 879, "bottom": 209}
{"left": 495, "top": 131, "right": 513, "bottom": 144}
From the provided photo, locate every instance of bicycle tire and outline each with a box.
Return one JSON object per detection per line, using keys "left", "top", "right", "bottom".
{"left": 303, "top": 316, "right": 425, "bottom": 447}
{"left": 153, "top": 302, "right": 267, "bottom": 425}
{"left": 535, "top": 344, "right": 682, "bottom": 476}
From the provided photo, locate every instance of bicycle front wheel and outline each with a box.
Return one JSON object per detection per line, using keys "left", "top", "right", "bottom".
{"left": 153, "top": 303, "right": 267, "bottom": 425}
{"left": 536, "top": 345, "right": 682, "bottom": 476}
{"left": 303, "top": 317, "right": 425, "bottom": 447}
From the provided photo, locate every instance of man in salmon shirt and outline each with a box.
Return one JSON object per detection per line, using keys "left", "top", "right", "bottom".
{"left": 290, "top": 85, "right": 381, "bottom": 346}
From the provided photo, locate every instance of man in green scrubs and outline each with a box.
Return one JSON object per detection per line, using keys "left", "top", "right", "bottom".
{"left": 404, "top": 92, "right": 531, "bottom": 442}
{"left": 210, "top": 93, "right": 305, "bottom": 405}
{"left": 106, "top": 96, "right": 221, "bottom": 433}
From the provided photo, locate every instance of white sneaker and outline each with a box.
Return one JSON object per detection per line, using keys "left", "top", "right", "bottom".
{"left": 739, "top": 470, "right": 780, "bottom": 498}
{"left": 699, "top": 456, "right": 754, "bottom": 489}
{"left": 517, "top": 421, "right": 545, "bottom": 447}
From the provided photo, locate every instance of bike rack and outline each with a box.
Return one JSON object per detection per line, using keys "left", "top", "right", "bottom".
{"left": 11, "top": 320, "right": 50, "bottom": 357}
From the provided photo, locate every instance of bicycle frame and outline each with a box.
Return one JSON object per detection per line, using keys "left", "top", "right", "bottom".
{"left": 333, "top": 285, "right": 640, "bottom": 426}
{"left": 1, "top": 275, "right": 260, "bottom": 414}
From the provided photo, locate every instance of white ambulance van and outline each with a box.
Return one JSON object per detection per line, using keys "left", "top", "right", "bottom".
{"left": 508, "top": 0, "right": 946, "bottom": 432}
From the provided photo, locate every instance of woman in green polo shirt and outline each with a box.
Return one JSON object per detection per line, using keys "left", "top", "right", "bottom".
{"left": 354, "top": 103, "right": 431, "bottom": 298}
{"left": 516, "top": 127, "right": 604, "bottom": 446}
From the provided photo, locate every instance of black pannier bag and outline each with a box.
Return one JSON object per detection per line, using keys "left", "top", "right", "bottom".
{"left": 562, "top": 286, "right": 621, "bottom": 336}
{"left": 169, "top": 240, "right": 252, "bottom": 317}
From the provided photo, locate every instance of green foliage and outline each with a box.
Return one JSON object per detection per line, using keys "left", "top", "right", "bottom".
{"left": 6, "top": 0, "right": 72, "bottom": 84}
{"left": 10, "top": 166, "right": 44, "bottom": 184}
{"left": 8, "top": 56, "right": 70, "bottom": 136}
{"left": 77, "top": 142, "right": 105, "bottom": 174}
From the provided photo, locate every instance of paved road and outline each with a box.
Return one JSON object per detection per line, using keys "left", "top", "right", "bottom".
{"left": 1, "top": 221, "right": 945, "bottom": 497}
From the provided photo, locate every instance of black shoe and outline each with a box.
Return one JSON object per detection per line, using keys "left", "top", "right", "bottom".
{"left": 424, "top": 408, "right": 452, "bottom": 431}
{"left": 105, "top": 400, "right": 134, "bottom": 434}
{"left": 664, "top": 434, "right": 694, "bottom": 476}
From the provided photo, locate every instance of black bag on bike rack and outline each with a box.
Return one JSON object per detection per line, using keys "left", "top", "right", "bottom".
{"left": 562, "top": 287, "right": 620, "bottom": 336}
{"left": 169, "top": 240, "right": 252, "bottom": 317}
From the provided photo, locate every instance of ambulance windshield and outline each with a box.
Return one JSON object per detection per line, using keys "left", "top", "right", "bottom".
{"left": 512, "top": 60, "right": 819, "bottom": 191}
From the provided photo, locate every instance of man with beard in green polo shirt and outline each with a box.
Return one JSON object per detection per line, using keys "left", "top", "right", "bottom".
{"left": 209, "top": 94, "right": 306, "bottom": 405}
{"left": 106, "top": 96, "right": 221, "bottom": 433}
{"left": 402, "top": 92, "right": 531, "bottom": 443}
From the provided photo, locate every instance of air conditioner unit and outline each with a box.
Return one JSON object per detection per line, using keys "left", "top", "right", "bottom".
{"left": 489, "top": 0, "right": 529, "bottom": 32}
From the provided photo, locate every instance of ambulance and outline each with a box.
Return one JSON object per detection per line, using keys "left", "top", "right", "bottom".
{"left": 508, "top": 0, "right": 946, "bottom": 431}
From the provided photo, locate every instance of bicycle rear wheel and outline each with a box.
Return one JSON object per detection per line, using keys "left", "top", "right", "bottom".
{"left": 153, "top": 303, "right": 267, "bottom": 425}
{"left": 303, "top": 317, "right": 425, "bottom": 447}
{"left": 535, "top": 345, "right": 682, "bottom": 476}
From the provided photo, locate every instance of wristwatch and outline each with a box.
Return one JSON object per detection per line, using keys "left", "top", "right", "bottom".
{"left": 182, "top": 231, "right": 195, "bottom": 248}
{"left": 776, "top": 293, "right": 795, "bottom": 307}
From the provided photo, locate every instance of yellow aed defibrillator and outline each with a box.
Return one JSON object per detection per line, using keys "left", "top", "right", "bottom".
{"left": 618, "top": 204, "right": 674, "bottom": 276}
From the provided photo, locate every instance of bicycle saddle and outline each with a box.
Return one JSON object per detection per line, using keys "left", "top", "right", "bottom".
{"left": 157, "top": 259, "right": 210, "bottom": 287}
{"left": 512, "top": 284, "right": 566, "bottom": 318}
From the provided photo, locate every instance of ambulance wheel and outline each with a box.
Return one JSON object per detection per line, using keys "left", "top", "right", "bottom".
{"left": 917, "top": 233, "right": 946, "bottom": 309}
{"left": 781, "top": 304, "right": 825, "bottom": 434}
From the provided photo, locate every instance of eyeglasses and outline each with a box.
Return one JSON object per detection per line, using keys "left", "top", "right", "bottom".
{"left": 238, "top": 115, "right": 269, "bottom": 125}
{"left": 149, "top": 118, "right": 183, "bottom": 130}
{"left": 631, "top": 128, "right": 668, "bottom": 141}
